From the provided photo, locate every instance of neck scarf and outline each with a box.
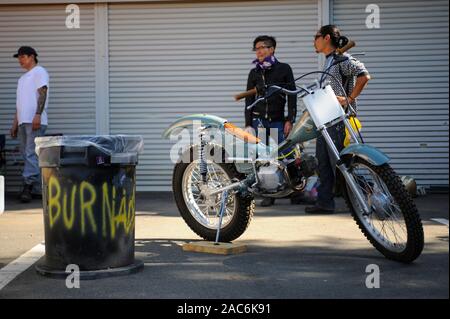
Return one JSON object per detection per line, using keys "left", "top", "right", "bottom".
{"left": 253, "top": 55, "right": 278, "bottom": 70}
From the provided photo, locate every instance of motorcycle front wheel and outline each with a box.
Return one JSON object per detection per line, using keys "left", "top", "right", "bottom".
{"left": 341, "top": 157, "right": 424, "bottom": 263}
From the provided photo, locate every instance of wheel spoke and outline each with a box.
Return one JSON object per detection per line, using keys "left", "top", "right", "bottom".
{"left": 347, "top": 162, "right": 409, "bottom": 252}
{"left": 182, "top": 162, "right": 236, "bottom": 230}
{"left": 384, "top": 219, "right": 400, "bottom": 245}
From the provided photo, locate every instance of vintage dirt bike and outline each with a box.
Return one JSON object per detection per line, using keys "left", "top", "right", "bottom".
{"left": 163, "top": 66, "right": 424, "bottom": 263}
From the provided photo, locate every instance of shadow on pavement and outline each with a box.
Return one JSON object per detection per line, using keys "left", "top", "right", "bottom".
{"left": 1, "top": 236, "right": 447, "bottom": 299}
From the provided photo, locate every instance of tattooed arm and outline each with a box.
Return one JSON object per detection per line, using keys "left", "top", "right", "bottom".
{"left": 32, "top": 85, "right": 47, "bottom": 130}
{"left": 36, "top": 85, "right": 48, "bottom": 115}
{"left": 10, "top": 113, "right": 19, "bottom": 138}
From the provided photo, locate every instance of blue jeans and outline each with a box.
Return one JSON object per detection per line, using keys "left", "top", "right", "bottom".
{"left": 316, "top": 122, "right": 345, "bottom": 210}
{"left": 251, "top": 118, "right": 285, "bottom": 153}
{"left": 18, "top": 123, "right": 47, "bottom": 192}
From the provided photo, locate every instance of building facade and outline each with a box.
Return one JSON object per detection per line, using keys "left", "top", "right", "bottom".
{"left": 0, "top": 0, "right": 448, "bottom": 191}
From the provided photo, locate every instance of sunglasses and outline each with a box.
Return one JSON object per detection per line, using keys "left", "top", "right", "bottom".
{"left": 314, "top": 34, "right": 323, "bottom": 40}
{"left": 252, "top": 45, "right": 272, "bottom": 52}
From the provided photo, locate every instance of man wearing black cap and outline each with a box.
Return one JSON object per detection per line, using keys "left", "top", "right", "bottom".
{"left": 10, "top": 46, "right": 49, "bottom": 203}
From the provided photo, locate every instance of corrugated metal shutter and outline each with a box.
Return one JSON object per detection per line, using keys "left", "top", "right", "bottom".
{"left": 108, "top": 0, "right": 319, "bottom": 191}
{"left": 0, "top": 4, "right": 96, "bottom": 191}
{"left": 333, "top": 0, "right": 449, "bottom": 187}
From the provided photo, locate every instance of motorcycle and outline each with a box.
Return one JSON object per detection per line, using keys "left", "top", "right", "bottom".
{"left": 163, "top": 62, "right": 424, "bottom": 263}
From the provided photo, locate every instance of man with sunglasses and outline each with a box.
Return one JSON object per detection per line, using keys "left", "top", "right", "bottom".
{"left": 244, "top": 35, "right": 297, "bottom": 207}
{"left": 305, "top": 25, "right": 371, "bottom": 214}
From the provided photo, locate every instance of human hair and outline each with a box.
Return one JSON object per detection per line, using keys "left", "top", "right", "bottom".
{"left": 253, "top": 35, "right": 277, "bottom": 50}
{"left": 25, "top": 54, "right": 38, "bottom": 64}
{"left": 318, "top": 25, "right": 348, "bottom": 49}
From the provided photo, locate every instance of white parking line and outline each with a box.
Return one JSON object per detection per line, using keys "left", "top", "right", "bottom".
{"left": 431, "top": 218, "right": 449, "bottom": 227}
{"left": 0, "top": 243, "right": 45, "bottom": 291}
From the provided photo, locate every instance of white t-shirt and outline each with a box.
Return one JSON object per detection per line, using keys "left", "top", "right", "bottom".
{"left": 16, "top": 65, "right": 49, "bottom": 125}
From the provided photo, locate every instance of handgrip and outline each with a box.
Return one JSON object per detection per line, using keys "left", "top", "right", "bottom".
{"left": 234, "top": 88, "right": 257, "bottom": 101}
{"left": 336, "top": 40, "right": 355, "bottom": 55}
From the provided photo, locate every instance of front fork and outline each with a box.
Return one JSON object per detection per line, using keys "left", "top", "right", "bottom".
{"left": 319, "top": 122, "right": 371, "bottom": 215}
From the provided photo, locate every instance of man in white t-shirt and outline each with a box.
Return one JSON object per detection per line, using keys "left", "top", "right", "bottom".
{"left": 10, "top": 46, "right": 49, "bottom": 203}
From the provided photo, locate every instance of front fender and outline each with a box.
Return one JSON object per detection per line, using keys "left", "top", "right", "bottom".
{"left": 162, "top": 114, "right": 227, "bottom": 139}
{"left": 340, "top": 144, "right": 390, "bottom": 166}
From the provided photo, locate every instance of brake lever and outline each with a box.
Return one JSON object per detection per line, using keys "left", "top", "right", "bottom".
{"left": 246, "top": 97, "right": 266, "bottom": 110}
{"left": 246, "top": 86, "right": 279, "bottom": 110}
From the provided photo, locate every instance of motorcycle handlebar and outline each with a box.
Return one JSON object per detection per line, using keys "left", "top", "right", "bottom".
{"left": 235, "top": 40, "right": 356, "bottom": 102}
{"left": 245, "top": 85, "right": 310, "bottom": 110}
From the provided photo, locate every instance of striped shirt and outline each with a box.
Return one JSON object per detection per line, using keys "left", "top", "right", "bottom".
{"left": 323, "top": 52, "right": 369, "bottom": 111}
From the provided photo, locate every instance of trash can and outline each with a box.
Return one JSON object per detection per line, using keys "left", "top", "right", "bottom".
{"left": 34, "top": 135, "right": 144, "bottom": 279}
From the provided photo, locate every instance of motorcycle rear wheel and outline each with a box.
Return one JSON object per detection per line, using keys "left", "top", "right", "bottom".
{"left": 172, "top": 146, "right": 254, "bottom": 242}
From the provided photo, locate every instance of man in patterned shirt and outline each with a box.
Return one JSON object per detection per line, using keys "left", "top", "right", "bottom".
{"left": 305, "top": 25, "right": 371, "bottom": 214}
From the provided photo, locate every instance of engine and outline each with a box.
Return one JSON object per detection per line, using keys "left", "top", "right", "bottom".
{"left": 256, "top": 161, "right": 287, "bottom": 193}
{"left": 286, "top": 153, "right": 318, "bottom": 187}
{"left": 255, "top": 151, "right": 318, "bottom": 194}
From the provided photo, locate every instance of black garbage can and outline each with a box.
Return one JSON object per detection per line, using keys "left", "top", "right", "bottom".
{"left": 34, "top": 135, "right": 144, "bottom": 279}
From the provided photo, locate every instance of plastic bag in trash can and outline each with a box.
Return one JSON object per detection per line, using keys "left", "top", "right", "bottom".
{"left": 35, "top": 135, "right": 144, "bottom": 157}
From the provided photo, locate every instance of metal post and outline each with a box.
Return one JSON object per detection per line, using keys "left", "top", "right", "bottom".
{"left": 214, "top": 190, "right": 228, "bottom": 245}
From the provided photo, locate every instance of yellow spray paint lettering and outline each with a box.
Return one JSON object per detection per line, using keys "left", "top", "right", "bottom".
{"left": 62, "top": 185, "right": 77, "bottom": 230}
{"left": 46, "top": 175, "right": 135, "bottom": 238}
{"left": 114, "top": 189, "right": 127, "bottom": 231}
{"left": 102, "top": 182, "right": 116, "bottom": 239}
{"left": 125, "top": 189, "right": 136, "bottom": 234}
{"left": 48, "top": 176, "right": 61, "bottom": 228}
{"left": 80, "top": 181, "right": 97, "bottom": 236}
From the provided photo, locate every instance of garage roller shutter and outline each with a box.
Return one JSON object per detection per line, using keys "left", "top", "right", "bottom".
{"left": 108, "top": 0, "right": 320, "bottom": 191}
{"left": 333, "top": 0, "right": 449, "bottom": 187}
{"left": 0, "top": 4, "right": 96, "bottom": 191}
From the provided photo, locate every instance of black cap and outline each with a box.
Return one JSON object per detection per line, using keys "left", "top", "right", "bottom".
{"left": 13, "top": 46, "right": 38, "bottom": 58}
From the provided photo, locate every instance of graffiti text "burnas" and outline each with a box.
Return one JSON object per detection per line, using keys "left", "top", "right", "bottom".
{"left": 47, "top": 176, "right": 135, "bottom": 238}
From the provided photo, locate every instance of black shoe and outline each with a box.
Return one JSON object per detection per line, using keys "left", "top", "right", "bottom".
{"left": 260, "top": 197, "right": 275, "bottom": 207}
{"left": 304, "top": 205, "right": 334, "bottom": 214}
{"left": 19, "top": 184, "right": 33, "bottom": 203}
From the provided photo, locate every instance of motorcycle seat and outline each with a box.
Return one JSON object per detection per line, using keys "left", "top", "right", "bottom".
{"left": 223, "top": 122, "right": 260, "bottom": 144}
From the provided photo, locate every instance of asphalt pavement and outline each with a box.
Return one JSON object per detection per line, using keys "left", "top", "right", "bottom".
{"left": 0, "top": 192, "right": 448, "bottom": 299}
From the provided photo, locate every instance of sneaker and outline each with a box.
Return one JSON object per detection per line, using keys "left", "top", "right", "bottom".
{"left": 260, "top": 197, "right": 275, "bottom": 207}
{"left": 19, "top": 184, "right": 33, "bottom": 203}
{"left": 304, "top": 205, "right": 334, "bottom": 214}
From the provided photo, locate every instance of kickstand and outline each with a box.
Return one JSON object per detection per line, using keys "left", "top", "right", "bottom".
{"left": 214, "top": 190, "right": 228, "bottom": 245}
